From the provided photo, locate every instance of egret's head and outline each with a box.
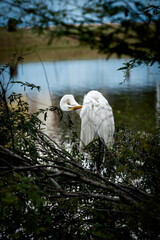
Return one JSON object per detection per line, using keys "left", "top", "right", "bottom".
{"left": 60, "top": 94, "right": 82, "bottom": 112}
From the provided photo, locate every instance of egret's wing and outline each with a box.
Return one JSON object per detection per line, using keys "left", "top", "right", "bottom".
{"left": 80, "top": 93, "right": 114, "bottom": 148}
{"left": 80, "top": 106, "right": 96, "bottom": 148}
{"left": 96, "top": 96, "right": 115, "bottom": 147}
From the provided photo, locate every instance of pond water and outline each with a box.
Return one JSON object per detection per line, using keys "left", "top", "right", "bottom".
{"left": 5, "top": 58, "right": 160, "bottom": 144}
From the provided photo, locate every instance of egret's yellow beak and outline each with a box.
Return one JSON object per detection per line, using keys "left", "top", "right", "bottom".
{"left": 68, "top": 105, "right": 82, "bottom": 110}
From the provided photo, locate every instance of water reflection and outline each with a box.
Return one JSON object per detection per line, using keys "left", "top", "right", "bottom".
{"left": 6, "top": 58, "right": 160, "bottom": 142}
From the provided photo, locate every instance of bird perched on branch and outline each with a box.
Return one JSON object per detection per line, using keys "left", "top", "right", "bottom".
{"left": 60, "top": 90, "right": 115, "bottom": 149}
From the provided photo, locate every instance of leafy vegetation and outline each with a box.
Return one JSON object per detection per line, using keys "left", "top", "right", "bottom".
{"left": 1, "top": 1, "right": 160, "bottom": 67}
{"left": 0, "top": 56, "right": 160, "bottom": 239}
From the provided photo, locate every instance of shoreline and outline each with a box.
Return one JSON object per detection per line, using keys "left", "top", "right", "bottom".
{"left": 0, "top": 28, "right": 127, "bottom": 64}
{"left": 0, "top": 28, "right": 106, "bottom": 63}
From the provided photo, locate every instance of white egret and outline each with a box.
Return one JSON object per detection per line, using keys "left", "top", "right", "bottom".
{"left": 60, "top": 90, "right": 115, "bottom": 148}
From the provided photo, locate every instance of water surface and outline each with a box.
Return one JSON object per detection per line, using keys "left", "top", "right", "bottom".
{"left": 5, "top": 58, "right": 160, "bottom": 143}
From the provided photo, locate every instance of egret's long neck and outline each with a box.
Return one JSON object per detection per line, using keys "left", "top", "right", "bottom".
{"left": 75, "top": 108, "right": 82, "bottom": 116}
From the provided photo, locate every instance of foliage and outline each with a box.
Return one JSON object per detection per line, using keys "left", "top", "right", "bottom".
{"left": 0, "top": 58, "right": 160, "bottom": 239}
{"left": 7, "top": 18, "right": 22, "bottom": 32}
{"left": 10, "top": 81, "right": 41, "bottom": 92}
{"left": 1, "top": 0, "right": 160, "bottom": 71}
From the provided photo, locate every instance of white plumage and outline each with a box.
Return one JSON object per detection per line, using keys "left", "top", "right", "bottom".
{"left": 60, "top": 90, "right": 115, "bottom": 148}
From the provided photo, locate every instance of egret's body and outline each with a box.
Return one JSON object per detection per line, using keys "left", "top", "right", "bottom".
{"left": 60, "top": 90, "right": 115, "bottom": 148}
